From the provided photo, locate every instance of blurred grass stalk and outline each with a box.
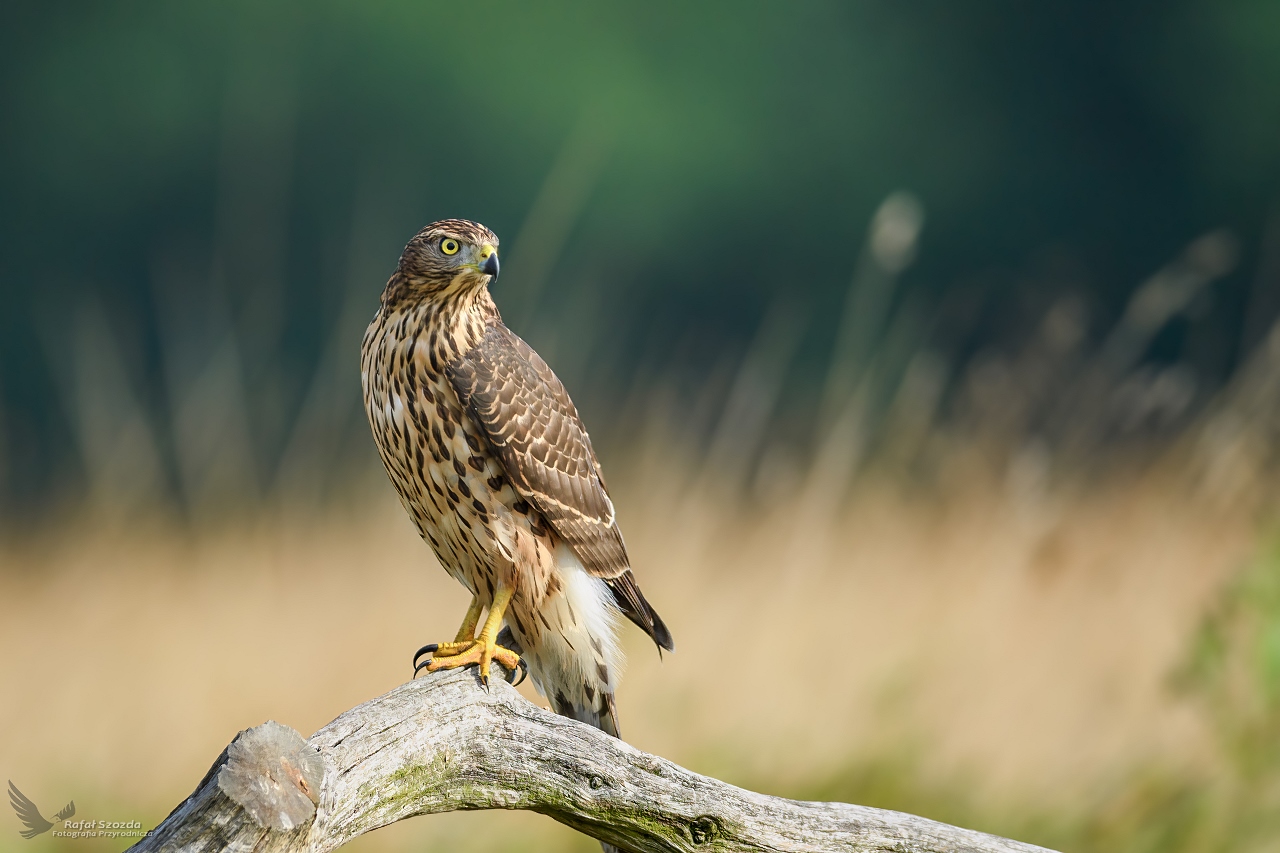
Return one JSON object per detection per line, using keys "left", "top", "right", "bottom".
{"left": 798, "top": 191, "right": 926, "bottom": 531}
{"left": 25, "top": 194, "right": 1280, "bottom": 532}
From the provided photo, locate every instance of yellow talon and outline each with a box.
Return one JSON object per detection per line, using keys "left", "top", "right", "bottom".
{"left": 426, "top": 637, "right": 521, "bottom": 683}
{"left": 413, "top": 586, "right": 521, "bottom": 686}
{"left": 426, "top": 639, "right": 476, "bottom": 657}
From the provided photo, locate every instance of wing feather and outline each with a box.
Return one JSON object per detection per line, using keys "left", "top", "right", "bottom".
{"left": 449, "top": 323, "right": 673, "bottom": 651}
{"left": 447, "top": 324, "right": 627, "bottom": 577}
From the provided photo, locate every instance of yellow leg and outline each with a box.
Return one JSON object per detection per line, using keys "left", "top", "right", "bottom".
{"left": 425, "top": 595, "right": 485, "bottom": 657}
{"left": 414, "top": 586, "right": 521, "bottom": 685}
{"left": 455, "top": 595, "right": 484, "bottom": 641}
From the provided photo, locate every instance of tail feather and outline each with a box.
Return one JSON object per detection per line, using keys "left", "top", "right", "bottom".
{"left": 501, "top": 557, "right": 645, "bottom": 853}
{"left": 533, "top": 632, "right": 623, "bottom": 853}
{"left": 608, "top": 571, "right": 674, "bottom": 653}
{"left": 551, "top": 689, "right": 620, "bottom": 738}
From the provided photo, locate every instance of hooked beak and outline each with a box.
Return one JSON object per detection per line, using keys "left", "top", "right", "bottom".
{"left": 477, "top": 243, "right": 499, "bottom": 279}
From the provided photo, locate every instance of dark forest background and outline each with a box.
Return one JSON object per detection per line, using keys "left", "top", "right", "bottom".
{"left": 2, "top": 0, "right": 1278, "bottom": 522}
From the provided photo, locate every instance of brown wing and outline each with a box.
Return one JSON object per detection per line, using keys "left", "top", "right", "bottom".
{"left": 447, "top": 323, "right": 625, "bottom": 575}
{"left": 448, "top": 323, "right": 673, "bottom": 651}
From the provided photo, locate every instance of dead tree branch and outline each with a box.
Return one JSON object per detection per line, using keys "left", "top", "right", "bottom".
{"left": 127, "top": 667, "right": 1056, "bottom": 853}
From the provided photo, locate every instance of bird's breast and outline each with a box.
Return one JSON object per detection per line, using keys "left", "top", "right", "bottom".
{"left": 361, "top": 306, "right": 556, "bottom": 602}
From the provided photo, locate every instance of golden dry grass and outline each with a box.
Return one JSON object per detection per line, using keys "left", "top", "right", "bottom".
{"left": 0, "top": 456, "right": 1256, "bottom": 852}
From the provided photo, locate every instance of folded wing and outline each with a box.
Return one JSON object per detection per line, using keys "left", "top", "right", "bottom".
{"left": 448, "top": 323, "right": 673, "bottom": 651}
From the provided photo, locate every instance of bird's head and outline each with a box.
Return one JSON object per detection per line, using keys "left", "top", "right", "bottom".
{"left": 396, "top": 219, "right": 500, "bottom": 297}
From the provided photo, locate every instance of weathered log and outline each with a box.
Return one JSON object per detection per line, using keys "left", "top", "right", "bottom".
{"left": 127, "top": 667, "right": 1056, "bottom": 853}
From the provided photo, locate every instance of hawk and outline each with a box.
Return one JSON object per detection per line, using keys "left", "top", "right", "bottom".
{"left": 361, "top": 219, "right": 673, "bottom": 740}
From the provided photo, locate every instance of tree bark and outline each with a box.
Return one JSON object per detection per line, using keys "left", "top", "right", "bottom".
{"left": 127, "top": 667, "right": 1056, "bottom": 853}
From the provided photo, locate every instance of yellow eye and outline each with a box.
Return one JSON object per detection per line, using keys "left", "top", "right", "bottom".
{"left": 440, "top": 238, "right": 460, "bottom": 255}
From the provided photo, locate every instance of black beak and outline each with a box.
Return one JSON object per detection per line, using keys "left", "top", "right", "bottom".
{"left": 481, "top": 253, "right": 499, "bottom": 279}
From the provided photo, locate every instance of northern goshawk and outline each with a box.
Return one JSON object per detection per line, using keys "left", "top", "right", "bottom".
{"left": 361, "top": 219, "right": 672, "bottom": 741}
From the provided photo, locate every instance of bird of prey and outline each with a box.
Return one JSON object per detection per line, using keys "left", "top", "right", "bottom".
{"left": 361, "top": 219, "right": 673, "bottom": 741}
{"left": 8, "top": 781, "right": 74, "bottom": 839}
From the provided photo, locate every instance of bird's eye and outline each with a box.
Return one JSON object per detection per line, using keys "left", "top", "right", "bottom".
{"left": 440, "top": 238, "right": 460, "bottom": 255}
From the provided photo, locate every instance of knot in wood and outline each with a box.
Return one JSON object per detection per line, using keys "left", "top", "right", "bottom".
{"left": 217, "top": 721, "right": 326, "bottom": 831}
{"left": 688, "top": 815, "right": 721, "bottom": 845}
{"left": 588, "top": 775, "right": 605, "bottom": 790}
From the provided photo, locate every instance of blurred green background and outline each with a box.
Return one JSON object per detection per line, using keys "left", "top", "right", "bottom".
{"left": 4, "top": 2, "right": 1280, "bottom": 852}
{"left": 1, "top": 0, "right": 1277, "bottom": 518}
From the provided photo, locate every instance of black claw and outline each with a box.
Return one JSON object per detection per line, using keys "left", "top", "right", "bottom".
{"left": 412, "top": 643, "right": 439, "bottom": 671}
{"left": 413, "top": 658, "right": 432, "bottom": 677}
{"left": 502, "top": 656, "right": 529, "bottom": 686}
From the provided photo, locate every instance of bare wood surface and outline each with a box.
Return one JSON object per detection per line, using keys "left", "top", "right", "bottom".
{"left": 127, "top": 667, "right": 1057, "bottom": 853}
